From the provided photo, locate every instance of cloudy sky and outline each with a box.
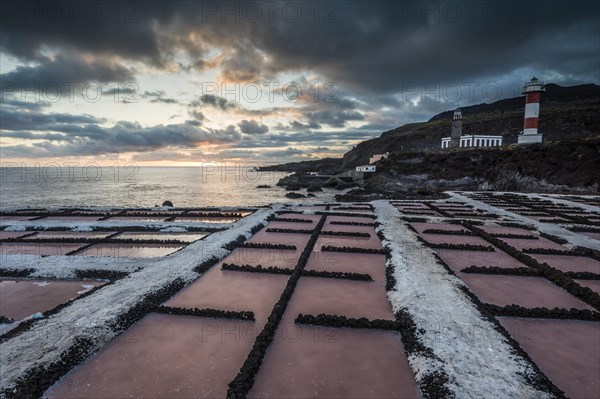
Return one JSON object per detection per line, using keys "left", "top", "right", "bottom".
{"left": 1, "top": 0, "right": 598, "bottom": 165}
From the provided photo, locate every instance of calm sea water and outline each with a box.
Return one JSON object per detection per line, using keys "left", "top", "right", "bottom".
{"left": 0, "top": 166, "right": 339, "bottom": 208}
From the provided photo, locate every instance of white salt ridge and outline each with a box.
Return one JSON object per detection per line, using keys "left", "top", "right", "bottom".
{"left": 447, "top": 192, "right": 599, "bottom": 250}
{"left": 159, "top": 226, "right": 188, "bottom": 233}
{"left": 534, "top": 193, "right": 600, "bottom": 214}
{"left": 0, "top": 254, "right": 141, "bottom": 279}
{"left": 0, "top": 323, "right": 16, "bottom": 336}
{"left": 1, "top": 219, "right": 233, "bottom": 232}
{"left": 373, "top": 200, "right": 551, "bottom": 399}
{"left": 0, "top": 205, "right": 279, "bottom": 394}
{"left": 0, "top": 312, "right": 46, "bottom": 336}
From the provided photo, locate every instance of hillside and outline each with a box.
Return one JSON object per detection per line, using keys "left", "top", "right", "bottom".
{"left": 258, "top": 157, "right": 342, "bottom": 173}
{"left": 354, "top": 138, "right": 600, "bottom": 197}
{"left": 342, "top": 83, "right": 600, "bottom": 167}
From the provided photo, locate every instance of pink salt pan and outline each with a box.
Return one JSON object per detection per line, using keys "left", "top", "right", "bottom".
{"left": 0, "top": 279, "right": 104, "bottom": 321}
{"left": 402, "top": 210, "right": 442, "bottom": 216}
{"left": 434, "top": 248, "right": 527, "bottom": 272}
{"left": 286, "top": 277, "right": 394, "bottom": 321}
{"left": 315, "top": 235, "right": 383, "bottom": 251}
{"left": 324, "top": 215, "right": 376, "bottom": 225}
{"left": 76, "top": 210, "right": 119, "bottom": 215}
{"left": 265, "top": 221, "right": 316, "bottom": 231}
{"left": 165, "top": 266, "right": 289, "bottom": 327}
{"left": 0, "top": 231, "right": 30, "bottom": 239}
{"left": 42, "top": 216, "right": 101, "bottom": 222}
{"left": 45, "top": 313, "right": 257, "bottom": 399}
{"left": 459, "top": 274, "right": 593, "bottom": 310}
{"left": 172, "top": 216, "right": 238, "bottom": 223}
{"left": 320, "top": 224, "right": 376, "bottom": 236}
{"left": 278, "top": 213, "right": 322, "bottom": 223}
{"left": 531, "top": 254, "right": 600, "bottom": 274}
{"left": 409, "top": 223, "right": 467, "bottom": 235}
{"left": 247, "top": 229, "right": 311, "bottom": 250}
{"left": 575, "top": 280, "right": 600, "bottom": 294}
{"left": 580, "top": 231, "right": 600, "bottom": 241}
{"left": 562, "top": 212, "right": 596, "bottom": 217}
{"left": 0, "top": 243, "right": 84, "bottom": 257}
{"left": 113, "top": 232, "right": 207, "bottom": 242}
{"left": 223, "top": 247, "right": 300, "bottom": 269}
{"left": 479, "top": 226, "right": 534, "bottom": 236}
{"left": 124, "top": 210, "right": 184, "bottom": 215}
{"left": 330, "top": 207, "right": 372, "bottom": 213}
{"left": 306, "top": 251, "right": 387, "bottom": 285}
{"left": 498, "top": 317, "right": 599, "bottom": 399}
{"left": 498, "top": 237, "right": 567, "bottom": 251}
{"left": 25, "top": 231, "right": 116, "bottom": 240}
{"left": 0, "top": 216, "right": 35, "bottom": 222}
{"left": 107, "top": 216, "right": 169, "bottom": 222}
{"left": 396, "top": 206, "right": 430, "bottom": 211}
{"left": 248, "top": 325, "right": 420, "bottom": 399}
{"left": 419, "top": 234, "right": 491, "bottom": 246}
{"left": 442, "top": 208, "right": 479, "bottom": 214}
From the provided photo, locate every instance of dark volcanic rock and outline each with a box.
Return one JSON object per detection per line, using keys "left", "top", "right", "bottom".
{"left": 285, "top": 192, "right": 306, "bottom": 199}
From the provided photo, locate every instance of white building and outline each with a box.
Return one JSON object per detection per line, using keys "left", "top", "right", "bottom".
{"left": 356, "top": 165, "right": 376, "bottom": 172}
{"left": 442, "top": 135, "right": 503, "bottom": 148}
{"left": 441, "top": 108, "right": 503, "bottom": 149}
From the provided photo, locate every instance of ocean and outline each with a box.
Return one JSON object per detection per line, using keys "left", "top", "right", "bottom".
{"left": 0, "top": 166, "right": 339, "bottom": 208}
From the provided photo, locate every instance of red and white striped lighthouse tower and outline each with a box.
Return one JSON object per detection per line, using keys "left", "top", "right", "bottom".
{"left": 518, "top": 76, "right": 545, "bottom": 144}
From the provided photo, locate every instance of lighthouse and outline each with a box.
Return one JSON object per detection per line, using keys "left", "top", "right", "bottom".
{"left": 450, "top": 108, "right": 462, "bottom": 147}
{"left": 518, "top": 77, "right": 545, "bottom": 144}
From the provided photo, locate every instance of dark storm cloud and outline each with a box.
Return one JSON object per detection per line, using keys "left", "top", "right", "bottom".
{"left": 236, "top": 130, "right": 376, "bottom": 150}
{"left": 304, "top": 109, "right": 365, "bottom": 128}
{"left": 189, "top": 110, "right": 205, "bottom": 122}
{"left": 259, "top": 0, "right": 600, "bottom": 91}
{"left": 0, "top": 105, "right": 103, "bottom": 131}
{"left": 1, "top": 131, "right": 70, "bottom": 141}
{"left": 0, "top": 96, "right": 53, "bottom": 110}
{"left": 219, "top": 43, "right": 266, "bottom": 82}
{"left": 190, "top": 94, "right": 238, "bottom": 110}
{"left": 103, "top": 87, "right": 136, "bottom": 96}
{"left": 0, "top": 54, "right": 134, "bottom": 89}
{"left": 0, "top": 106, "right": 242, "bottom": 157}
{"left": 0, "top": 1, "right": 170, "bottom": 64}
{"left": 2, "top": 1, "right": 597, "bottom": 92}
{"left": 238, "top": 119, "right": 269, "bottom": 134}
{"left": 287, "top": 120, "right": 322, "bottom": 131}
